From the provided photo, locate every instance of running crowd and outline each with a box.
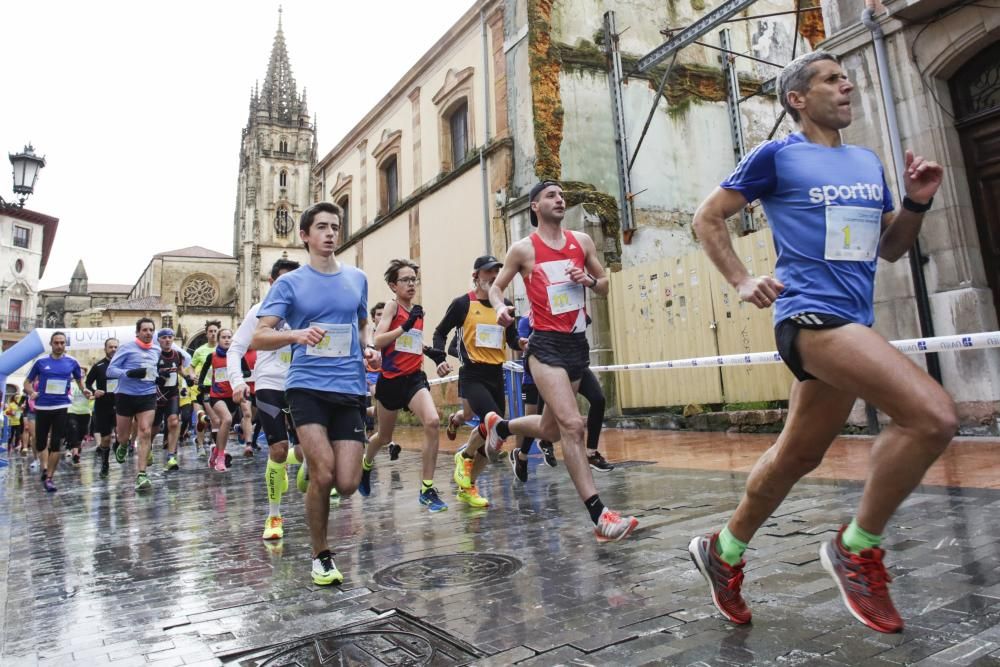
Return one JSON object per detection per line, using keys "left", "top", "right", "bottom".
{"left": 5, "top": 52, "right": 953, "bottom": 635}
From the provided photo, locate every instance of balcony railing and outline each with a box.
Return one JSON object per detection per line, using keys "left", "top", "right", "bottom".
{"left": 0, "top": 316, "right": 43, "bottom": 333}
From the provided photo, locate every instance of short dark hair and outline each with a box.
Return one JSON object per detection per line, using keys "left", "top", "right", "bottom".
{"left": 270, "top": 258, "right": 300, "bottom": 280}
{"left": 370, "top": 301, "right": 385, "bottom": 318}
{"left": 299, "top": 202, "right": 344, "bottom": 248}
{"left": 50, "top": 331, "right": 66, "bottom": 344}
{"left": 778, "top": 51, "right": 839, "bottom": 123}
{"left": 104, "top": 337, "right": 118, "bottom": 349}
{"left": 136, "top": 317, "right": 155, "bottom": 333}
{"left": 205, "top": 319, "right": 222, "bottom": 330}
{"left": 384, "top": 258, "right": 419, "bottom": 284}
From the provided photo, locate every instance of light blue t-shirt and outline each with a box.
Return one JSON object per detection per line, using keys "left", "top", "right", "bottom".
{"left": 258, "top": 263, "right": 369, "bottom": 396}
{"left": 106, "top": 340, "right": 160, "bottom": 396}
{"left": 721, "top": 132, "right": 894, "bottom": 326}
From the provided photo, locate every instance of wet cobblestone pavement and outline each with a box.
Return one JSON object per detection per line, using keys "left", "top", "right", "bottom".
{"left": 4, "top": 430, "right": 1000, "bottom": 666}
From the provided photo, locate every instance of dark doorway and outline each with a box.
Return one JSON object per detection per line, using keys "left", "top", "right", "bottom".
{"left": 952, "top": 41, "right": 1000, "bottom": 317}
{"left": 186, "top": 333, "right": 207, "bottom": 357}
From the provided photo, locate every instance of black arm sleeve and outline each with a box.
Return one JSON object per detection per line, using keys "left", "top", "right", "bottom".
{"left": 85, "top": 364, "right": 100, "bottom": 392}
{"left": 433, "top": 295, "right": 470, "bottom": 352}
{"left": 503, "top": 299, "right": 521, "bottom": 350}
{"left": 198, "top": 360, "right": 211, "bottom": 387}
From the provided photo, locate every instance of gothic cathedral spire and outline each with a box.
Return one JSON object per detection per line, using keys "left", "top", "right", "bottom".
{"left": 233, "top": 7, "right": 315, "bottom": 315}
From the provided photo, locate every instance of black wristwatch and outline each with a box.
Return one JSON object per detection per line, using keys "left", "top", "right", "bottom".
{"left": 902, "top": 196, "right": 933, "bottom": 213}
{"left": 588, "top": 274, "right": 598, "bottom": 289}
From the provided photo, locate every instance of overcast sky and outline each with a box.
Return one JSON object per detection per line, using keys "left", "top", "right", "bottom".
{"left": 1, "top": 0, "right": 475, "bottom": 290}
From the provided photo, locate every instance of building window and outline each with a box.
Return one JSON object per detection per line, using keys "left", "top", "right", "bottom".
{"left": 180, "top": 275, "right": 219, "bottom": 306}
{"left": 12, "top": 226, "right": 30, "bottom": 249}
{"left": 279, "top": 137, "right": 289, "bottom": 153}
{"left": 381, "top": 156, "right": 399, "bottom": 213}
{"left": 13, "top": 259, "right": 23, "bottom": 274}
{"left": 8, "top": 299, "right": 21, "bottom": 330}
{"left": 279, "top": 169, "right": 288, "bottom": 187}
{"left": 449, "top": 101, "right": 469, "bottom": 168}
{"left": 337, "top": 195, "right": 350, "bottom": 245}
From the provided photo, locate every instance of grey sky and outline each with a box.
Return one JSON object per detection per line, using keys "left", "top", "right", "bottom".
{"left": 1, "top": 0, "right": 475, "bottom": 290}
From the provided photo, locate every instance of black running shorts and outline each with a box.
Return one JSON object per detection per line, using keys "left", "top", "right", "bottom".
{"left": 375, "top": 371, "right": 430, "bottom": 412}
{"left": 256, "top": 389, "right": 293, "bottom": 445}
{"left": 93, "top": 402, "right": 116, "bottom": 436}
{"left": 525, "top": 330, "right": 589, "bottom": 383}
{"left": 286, "top": 388, "right": 366, "bottom": 444}
{"left": 115, "top": 393, "right": 157, "bottom": 417}
{"left": 774, "top": 312, "right": 854, "bottom": 382}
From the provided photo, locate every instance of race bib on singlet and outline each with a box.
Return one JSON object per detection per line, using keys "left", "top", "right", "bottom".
{"left": 163, "top": 372, "right": 177, "bottom": 388}
{"left": 307, "top": 322, "right": 353, "bottom": 358}
{"left": 395, "top": 329, "right": 423, "bottom": 355}
{"left": 546, "top": 282, "right": 585, "bottom": 315}
{"left": 213, "top": 367, "right": 227, "bottom": 383}
{"left": 539, "top": 259, "right": 574, "bottom": 282}
{"left": 278, "top": 347, "right": 292, "bottom": 366}
{"left": 143, "top": 366, "right": 157, "bottom": 382}
{"left": 475, "top": 323, "right": 504, "bottom": 349}
{"left": 824, "top": 205, "right": 881, "bottom": 262}
{"left": 106, "top": 379, "right": 118, "bottom": 393}
{"left": 44, "top": 379, "right": 67, "bottom": 395}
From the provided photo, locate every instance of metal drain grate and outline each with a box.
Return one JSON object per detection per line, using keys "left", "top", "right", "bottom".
{"left": 373, "top": 552, "right": 523, "bottom": 590}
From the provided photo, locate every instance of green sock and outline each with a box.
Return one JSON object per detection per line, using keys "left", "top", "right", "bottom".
{"left": 286, "top": 448, "right": 300, "bottom": 466}
{"left": 265, "top": 459, "right": 284, "bottom": 505}
{"left": 841, "top": 518, "right": 882, "bottom": 554}
{"left": 362, "top": 457, "right": 374, "bottom": 471}
{"left": 421, "top": 479, "right": 434, "bottom": 493}
{"left": 716, "top": 526, "right": 748, "bottom": 566}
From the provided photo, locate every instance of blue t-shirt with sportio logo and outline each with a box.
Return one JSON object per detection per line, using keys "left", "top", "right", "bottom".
{"left": 721, "top": 132, "right": 894, "bottom": 327}
{"left": 258, "top": 263, "right": 369, "bottom": 396}
{"left": 26, "top": 355, "right": 82, "bottom": 410}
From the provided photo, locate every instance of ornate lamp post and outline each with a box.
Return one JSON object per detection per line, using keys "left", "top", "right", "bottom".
{"left": 1, "top": 144, "right": 46, "bottom": 209}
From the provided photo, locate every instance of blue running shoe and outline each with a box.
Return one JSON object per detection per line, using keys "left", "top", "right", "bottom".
{"left": 359, "top": 463, "right": 373, "bottom": 497}
{"left": 419, "top": 486, "right": 448, "bottom": 513}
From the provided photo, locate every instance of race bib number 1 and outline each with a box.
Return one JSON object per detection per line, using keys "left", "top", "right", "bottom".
{"left": 395, "top": 329, "right": 423, "bottom": 355}
{"left": 825, "top": 205, "right": 881, "bottom": 261}
{"left": 546, "top": 282, "right": 585, "bottom": 315}
{"left": 475, "top": 323, "right": 504, "bottom": 349}
{"left": 307, "top": 322, "right": 353, "bottom": 358}
{"left": 44, "top": 379, "right": 66, "bottom": 395}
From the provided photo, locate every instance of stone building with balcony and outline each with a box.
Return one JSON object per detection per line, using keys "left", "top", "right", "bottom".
{"left": 0, "top": 206, "right": 58, "bottom": 350}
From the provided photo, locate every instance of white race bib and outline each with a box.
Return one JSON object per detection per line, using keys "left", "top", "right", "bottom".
{"left": 44, "top": 379, "right": 67, "bottom": 395}
{"left": 106, "top": 379, "right": 118, "bottom": 393}
{"left": 143, "top": 366, "right": 157, "bottom": 382}
{"left": 546, "top": 282, "right": 585, "bottom": 315}
{"left": 475, "top": 323, "right": 504, "bottom": 349}
{"left": 163, "top": 372, "right": 177, "bottom": 388}
{"left": 278, "top": 347, "right": 292, "bottom": 366}
{"left": 539, "top": 259, "right": 573, "bottom": 283}
{"left": 824, "top": 205, "right": 881, "bottom": 262}
{"left": 306, "top": 322, "right": 353, "bottom": 358}
{"left": 213, "top": 367, "right": 227, "bottom": 383}
{"left": 395, "top": 329, "right": 423, "bottom": 355}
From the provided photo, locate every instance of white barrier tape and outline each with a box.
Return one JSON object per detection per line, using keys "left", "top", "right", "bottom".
{"left": 427, "top": 331, "right": 1000, "bottom": 382}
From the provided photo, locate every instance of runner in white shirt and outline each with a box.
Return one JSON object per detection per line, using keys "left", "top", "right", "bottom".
{"left": 228, "top": 258, "right": 304, "bottom": 540}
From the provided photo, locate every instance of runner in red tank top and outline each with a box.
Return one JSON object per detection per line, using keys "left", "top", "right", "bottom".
{"left": 484, "top": 180, "right": 638, "bottom": 543}
{"left": 360, "top": 258, "right": 450, "bottom": 513}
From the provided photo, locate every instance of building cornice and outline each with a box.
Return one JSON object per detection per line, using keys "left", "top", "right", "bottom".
{"left": 314, "top": 0, "right": 500, "bottom": 173}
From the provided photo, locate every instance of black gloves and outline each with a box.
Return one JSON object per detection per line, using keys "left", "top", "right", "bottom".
{"left": 125, "top": 368, "right": 146, "bottom": 379}
{"left": 401, "top": 305, "right": 424, "bottom": 332}
{"left": 424, "top": 347, "right": 447, "bottom": 365}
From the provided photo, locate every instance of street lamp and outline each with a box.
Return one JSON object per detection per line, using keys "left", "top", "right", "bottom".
{"left": 1, "top": 144, "right": 46, "bottom": 209}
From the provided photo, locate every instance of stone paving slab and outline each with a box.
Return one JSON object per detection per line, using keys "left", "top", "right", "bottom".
{"left": 2, "top": 433, "right": 1000, "bottom": 665}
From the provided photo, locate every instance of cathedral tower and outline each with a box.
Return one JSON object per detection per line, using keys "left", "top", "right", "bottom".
{"left": 233, "top": 8, "right": 316, "bottom": 312}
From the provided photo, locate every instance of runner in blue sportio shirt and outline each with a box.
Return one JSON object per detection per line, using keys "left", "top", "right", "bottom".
{"left": 688, "top": 51, "right": 954, "bottom": 634}
{"left": 24, "top": 331, "right": 90, "bottom": 492}
{"left": 107, "top": 317, "right": 162, "bottom": 492}
{"left": 253, "top": 201, "right": 380, "bottom": 587}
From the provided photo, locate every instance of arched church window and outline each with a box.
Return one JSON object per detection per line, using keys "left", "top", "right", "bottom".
{"left": 279, "top": 170, "right": 288, "bottom": 187}
{"left": 279, "top": 137, "right": 289, "bottom": 153}
{"left": 180, "top": 275, "right": 219, "bottom": 307}
{"left": 950, "top": 41, "right": 1000, "bottom": 121}
{"left": 274, "top": 206, "right": 292, "bottom": 237}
